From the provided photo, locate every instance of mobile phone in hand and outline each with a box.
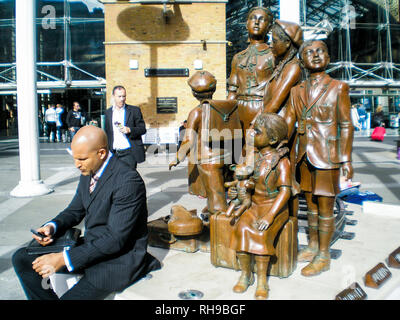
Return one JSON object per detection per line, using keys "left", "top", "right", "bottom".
{"left": 30, "top": 228, "right": 47, "bottom": 239}
{"left": 114, "top": 121, "right": 124, "bottom": 129}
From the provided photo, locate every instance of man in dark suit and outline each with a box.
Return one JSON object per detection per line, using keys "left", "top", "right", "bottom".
{"left": 12, "top": 126, "right": 160, "bottom": 300}
{"left": 283, "top": 40, "right": 354, "bottom": 277}
{"left": 105, "top": 85, "right": 146, "bottom": 169}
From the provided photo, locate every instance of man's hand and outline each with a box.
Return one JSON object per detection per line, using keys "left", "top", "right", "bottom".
{"left": 342, "top": 162, "right": 354, "bottom": 181}
{"left": 69, "top": 127, "right": 75, "bottom": 132}
{"left": 119, "top": 126, "right": 131, "bottom": 134}
{"left": 32, "top": 252, "right": 65, "bottom": 278}
{"left": 33, "top": 225, "right": 54, "bottom": 247}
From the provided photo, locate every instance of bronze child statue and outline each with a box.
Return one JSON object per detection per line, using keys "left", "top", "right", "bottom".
{"left": 263, "top": 19, "right": 303, "bottom": 114}
{"left": 227, "top": 6, "right": 275, "bottom": 133}
{"left": 283, "top": 40, "right": 354, "bottom": 277}
{"left": 228, "top": 113, "right": 292, "bottom": 300}
{"left": 224, "top": 164, "right": 254, "bottom": 226}
{"left": 169, "top": 70, "right": 241, "bottom": 215}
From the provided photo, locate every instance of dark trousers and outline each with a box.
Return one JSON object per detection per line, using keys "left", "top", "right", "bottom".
{"left": 113, "top": 149, "right": 137, "bottom": 169}
{"left": 69, "top": 126, "right": 81, "bottom": 142}
{"left": 12, "top": 248, "right": 112, "bottom": 300}
{"left": 46, "top": 122, "right": 56, "bottom": 141}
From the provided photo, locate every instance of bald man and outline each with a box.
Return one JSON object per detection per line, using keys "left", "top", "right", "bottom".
{"left": 12, "top": 126, "right": 160, "bottom": 300}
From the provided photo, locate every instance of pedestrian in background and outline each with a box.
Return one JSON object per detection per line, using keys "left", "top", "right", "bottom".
{"left": 371, "top": 105, "right": 385, "bottom": 128}
{"left": 45, "top": 103, "right": 57, "bottom": 142}
{"left": 357, "top": 103, "right": 367, "bottom": 130}
{"left": 66, "top": 102, "right": 83, "bottom": 142}
{"left": 105, "top": 85, "right": 146, "bottom": 170}
{"left": 55, "top": 104, "right": 65, "bottom": 142}
{"left": 350, "top": 104, "right": 361, "bottom": 131}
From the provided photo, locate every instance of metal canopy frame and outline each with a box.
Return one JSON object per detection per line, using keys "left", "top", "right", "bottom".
{"left": 301, "top": 0, "right": 400, "bottom": 88}
{"left": 0, "top": 0, "right": 106, "bottom": 92}
{"left": 2, "top": 0, "right": 400, "bottom": 91}
{"left": 227, "top": 0, "right": 400, "bottom": 88}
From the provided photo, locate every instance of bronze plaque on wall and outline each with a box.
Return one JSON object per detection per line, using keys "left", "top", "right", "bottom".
{"left": 157, "top": 97, "right": 177, "bottom": 114}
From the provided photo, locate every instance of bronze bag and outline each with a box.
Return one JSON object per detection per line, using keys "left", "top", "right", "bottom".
{"left": 168, "top": 205, "right": 203, "bottom": 236}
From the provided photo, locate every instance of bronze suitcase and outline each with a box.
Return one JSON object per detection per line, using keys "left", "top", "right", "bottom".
{"left": 148, "top": 216, "right": 209, "bottom": 253}
{"left": 210, "top": 212, "right": 240, "bottom": 270}
{"left": 269, "top": 216, "right": 298, "bottom": 278}
{"left": 210, "top": 213, "right": 298, "bottom": 278}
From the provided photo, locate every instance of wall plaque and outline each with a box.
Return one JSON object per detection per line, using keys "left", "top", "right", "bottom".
{"left": 364, "top": 262, "right": 392, "bottom": 288}
{"left": 335, "top": 282, "right": 367, "bottom": 300}
{"left": 145, "top": 68, "right": 189, "bottom": 77}
{"left": 388, "top": 246, "right": 400, "bottom": 268}
{"left": 157, "top": 97, "right": 177, "bottom": 114}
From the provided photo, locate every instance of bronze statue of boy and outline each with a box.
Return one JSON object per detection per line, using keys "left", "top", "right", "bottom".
{"left": 283, "top": 40, "right": 354, "bottom": 276}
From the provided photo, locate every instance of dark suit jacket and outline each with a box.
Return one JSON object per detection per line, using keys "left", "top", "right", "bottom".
{"left": 51, "top": 156, "right": 160, "bottom": 292}
{"left": 285, "top": 74, "right": 354, "bottom": 170}
{"left": 105, "top": 104, "right": 146, "bottom": 164}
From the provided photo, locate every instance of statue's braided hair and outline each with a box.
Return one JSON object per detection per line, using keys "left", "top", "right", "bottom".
{"left": 270, "top": 23, "right": 299, "bottom": 80}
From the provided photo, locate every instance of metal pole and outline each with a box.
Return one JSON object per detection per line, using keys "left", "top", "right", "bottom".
{"left": 11, "top": 0, "right": 52, "bottom": 197}
{"left": 344, "top": 0, "right": 353, "bottom": 81}
{"left": 384, "top": 0, "right": 393, "bottom": 80}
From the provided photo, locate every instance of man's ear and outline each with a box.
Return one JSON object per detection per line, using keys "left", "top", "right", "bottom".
{"left": 98, "top": 148, "right": 107, "bottom": 160}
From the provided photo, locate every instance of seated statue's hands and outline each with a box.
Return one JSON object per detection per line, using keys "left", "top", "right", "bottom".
{"left": 254, "top": 215, "right": 273, "bottom": 232}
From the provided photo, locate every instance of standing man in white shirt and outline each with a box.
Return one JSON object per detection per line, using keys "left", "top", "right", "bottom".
{"left": 104, "top": 85, "right": 147, "bottom": 170}
{"left": 44, "top": 103, "right": 57, "bottom": 142}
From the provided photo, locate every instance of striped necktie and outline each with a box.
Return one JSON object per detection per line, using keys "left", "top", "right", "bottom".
{"left": 89, "top": 175, "right": 99, "bottom": 193}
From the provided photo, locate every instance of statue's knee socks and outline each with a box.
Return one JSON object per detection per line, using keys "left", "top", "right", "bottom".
{"left": 237, "top": 252, "right": 252, "bottom": 278}
{"left": 307, "top": 211, "right": 319, "bottom": 249}
{"left": 318, "top": 216, "right": 335, "bottom": 255}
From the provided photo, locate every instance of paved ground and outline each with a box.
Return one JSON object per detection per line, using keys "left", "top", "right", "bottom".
{"left": 0, "top": 129, "right": 399, "bottom": 300}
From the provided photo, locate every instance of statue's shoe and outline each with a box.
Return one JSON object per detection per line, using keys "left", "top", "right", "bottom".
{"left": 255, "top": 282, "right": 269, "bottom": 300}
{"left": 301, "top": 253, "right": 330, "bottom": 277}
{"left": 297, "top": 246, "right": 318, "bottom": 262}
{"left": 233, "top": 273, "right": 254, "bottom": 293}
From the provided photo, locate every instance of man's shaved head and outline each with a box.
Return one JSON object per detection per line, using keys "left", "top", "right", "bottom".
{"left": 71, "top": 126, "right": 108, "bottom": 152}
{"left": 71, "top": 126, "right": 109, "bottom": 176}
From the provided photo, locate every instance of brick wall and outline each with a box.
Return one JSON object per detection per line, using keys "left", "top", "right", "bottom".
{"left": 103, "top": 2, "right": 227, "bottom": 128}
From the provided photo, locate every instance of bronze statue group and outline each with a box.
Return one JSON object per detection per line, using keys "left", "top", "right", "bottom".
{"left": 12, "top": 6, "right": 354, "bottom": 301}
{"left": 170, "top": 7, "right": 354, "bottom": 300}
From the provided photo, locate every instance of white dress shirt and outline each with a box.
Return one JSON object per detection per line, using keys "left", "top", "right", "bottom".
{"left": 112, "top": 105, "right": 131, "bottom": 150}
{"left": 45, "top": 108, "right": 58, "bottom": 123}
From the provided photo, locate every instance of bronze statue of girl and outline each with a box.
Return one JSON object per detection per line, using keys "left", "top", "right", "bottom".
{"left": 229, "top": 113, "right": 292, "bottom": 300}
